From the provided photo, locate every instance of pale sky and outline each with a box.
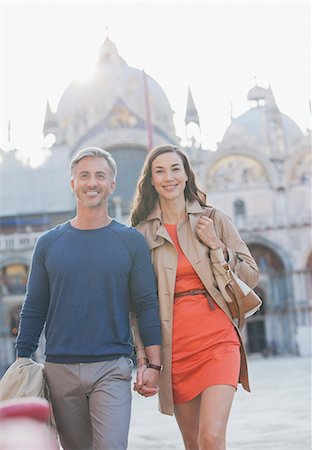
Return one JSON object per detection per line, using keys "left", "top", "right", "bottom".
{"left": 1, "top": 1, "right": 311, "bottom": 164}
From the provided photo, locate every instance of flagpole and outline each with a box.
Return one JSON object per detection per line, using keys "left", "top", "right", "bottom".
{"left": 143, "top": 70, "right": 153, "bottom": 151}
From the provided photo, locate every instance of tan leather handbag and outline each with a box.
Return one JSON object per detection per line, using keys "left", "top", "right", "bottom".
{"left": 221, "top": 263, "right": 262, "bottom": 329}
{"left": 203, "top": 208, "right": 262, "bottom": 329}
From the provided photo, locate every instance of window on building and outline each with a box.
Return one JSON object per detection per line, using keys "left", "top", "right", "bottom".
{"left": 234, "top": 199, "right": 246, "bottom": 226}
{"left": 1, "top": 264, "right": 28, "bottom": 295}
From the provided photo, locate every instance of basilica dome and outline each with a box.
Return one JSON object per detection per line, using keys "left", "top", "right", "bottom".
{"left": 44, "top": 37, "right": 177, "bottom": 148}
{"left": 220, "top": 85, "right": 303, "bottom": 155}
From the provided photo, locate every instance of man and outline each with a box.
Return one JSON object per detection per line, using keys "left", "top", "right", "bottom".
{"left": 16, "top": 147, "right": 162, "bottom": 450}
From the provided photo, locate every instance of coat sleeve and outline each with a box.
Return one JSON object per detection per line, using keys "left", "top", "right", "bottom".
{"left": 210, "top": 209, "right": 259, "bottom": 289}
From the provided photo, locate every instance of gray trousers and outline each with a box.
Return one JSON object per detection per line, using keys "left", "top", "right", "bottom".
{"left": 44, "top": 357, "right": 133, "bottom": 450}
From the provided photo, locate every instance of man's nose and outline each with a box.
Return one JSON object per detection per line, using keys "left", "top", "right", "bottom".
{"left": 87, "top": 175, "right": 98, "bottom": 186}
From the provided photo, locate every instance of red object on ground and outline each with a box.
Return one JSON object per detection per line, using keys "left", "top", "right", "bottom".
{"left": 0, "top": 397, "right": 50, "bottom": 423}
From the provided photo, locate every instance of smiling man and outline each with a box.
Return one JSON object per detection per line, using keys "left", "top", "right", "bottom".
{"left": 16, "top": 147, "right": 162, "bottom": 450}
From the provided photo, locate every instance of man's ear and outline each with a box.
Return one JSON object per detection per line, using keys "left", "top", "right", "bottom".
{"left": 111, "top": 180, "right": 116, "bottom": 194}
{"left": 70, "top": 178, "right": 75, "bottom": 193}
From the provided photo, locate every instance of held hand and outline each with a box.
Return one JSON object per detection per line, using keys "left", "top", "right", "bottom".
{"left": 135, "top": 363, "right": 147, "bottom": 390}
{"left": 134, "top": 368, "right": 160, "bottom": 397}
{"left": 195, "top": 215, "right": 222, "bottom": 249}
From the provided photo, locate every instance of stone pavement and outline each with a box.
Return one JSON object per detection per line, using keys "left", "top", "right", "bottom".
{"left": 128, "top": 356, "right": 311, "bottom": 450}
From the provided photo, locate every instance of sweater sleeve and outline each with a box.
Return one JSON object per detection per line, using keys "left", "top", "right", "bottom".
{"left": 128, "top": 232, "right": 161, "bottom": 348}
{"left": 16, "top": 238, "right": 50, "bottom": 357}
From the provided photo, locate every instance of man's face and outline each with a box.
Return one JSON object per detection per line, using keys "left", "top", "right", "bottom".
{"left": 71, "top": 157, "right": 116, "bottom": 209}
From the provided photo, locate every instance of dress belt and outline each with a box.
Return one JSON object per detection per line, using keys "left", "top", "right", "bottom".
{"left": 174, "top": 289, "right": 215, "bottom": 310}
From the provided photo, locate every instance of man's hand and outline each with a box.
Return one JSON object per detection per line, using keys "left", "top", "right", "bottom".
{"left": 134, "top": 345, "right": 161, "bottom": 397}
{"left": 134, "top": 365, "right": 159, "bottom": 397}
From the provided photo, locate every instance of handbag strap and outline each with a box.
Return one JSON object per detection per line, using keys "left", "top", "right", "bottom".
{"left": 224, "top": 264, "right": 246, "bottom": 329}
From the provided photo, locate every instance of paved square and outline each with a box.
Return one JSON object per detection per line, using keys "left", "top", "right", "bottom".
{"left": 128, "top": 356, "right": 311, "bottom": 450}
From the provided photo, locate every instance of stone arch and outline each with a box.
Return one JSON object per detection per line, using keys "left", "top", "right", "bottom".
{"left": 107, "top": 144, "right": 148, "bottom": 215}
{"left": 205, "top": 147, "right": 277, "bottom": 190}
{"left": 0, "top": 256, "right": 32, "bottom": 270}
{"left": 245, "top": 236, "right": 292, "bottom": 272}
{"left": 0, "top": 260, "right": 30, "bottom": 295}
{"left": 242, "top": 239, "right": 292, "bottom": 355}
{"left": 205, "top": 152, "right": 271, "bottom": 193}
{"left": 285, "top": 147, "right": 312, "bottom": 188}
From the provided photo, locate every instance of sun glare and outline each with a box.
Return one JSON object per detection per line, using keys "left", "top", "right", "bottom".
{"left": 76, "top": 67, "right": 95, "bottom": 84}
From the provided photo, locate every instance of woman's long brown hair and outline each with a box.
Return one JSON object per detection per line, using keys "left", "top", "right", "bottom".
{"left": 130, "top": 145, "right": 207, "bottom": 226}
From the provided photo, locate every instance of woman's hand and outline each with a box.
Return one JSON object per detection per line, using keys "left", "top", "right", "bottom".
{"left": 195, "top": 215, "right": 223, "bottom": 250}
{"left": 134, "top": 366, "right": 159, "bottom": 397}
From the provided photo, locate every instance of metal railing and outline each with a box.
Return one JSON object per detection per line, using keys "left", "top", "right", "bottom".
{"left": 235, "top": 213, "right": 311, "bottom": 231}
{"left": 0, "top": 232, "right": 42, "bottom": 251}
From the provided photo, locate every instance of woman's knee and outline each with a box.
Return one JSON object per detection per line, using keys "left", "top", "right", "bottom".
{"left": 183, "top": 435, "right": 199, "bottom": 450}
{"left": 198, "top": 428, "right": 225, "bottom": 450}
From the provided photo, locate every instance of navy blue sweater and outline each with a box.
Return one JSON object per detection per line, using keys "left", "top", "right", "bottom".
{"left": 16, "top": 220, "right": 161, "bottom": 363}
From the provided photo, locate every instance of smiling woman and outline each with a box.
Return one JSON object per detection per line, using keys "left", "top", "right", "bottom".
{"left": 130, "top": 145, "right": 260, "bottom": 450}
{"left": 151, "top": 152, "right": 188, "bottom": 211}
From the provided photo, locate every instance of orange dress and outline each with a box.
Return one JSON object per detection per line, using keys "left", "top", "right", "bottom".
{"left": 164, "top": 223, "right": 241, "bottom": 405}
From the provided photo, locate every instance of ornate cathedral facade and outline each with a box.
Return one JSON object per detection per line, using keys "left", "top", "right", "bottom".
{"left": 0, "top": 38, "right": 311, "bottom": 373}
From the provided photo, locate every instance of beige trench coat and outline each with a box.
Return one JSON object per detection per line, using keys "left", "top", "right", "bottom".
{"left": 132, "top": 200, "right": 259, "bottom": 416}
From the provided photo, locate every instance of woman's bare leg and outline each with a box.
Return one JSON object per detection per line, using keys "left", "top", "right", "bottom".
{"left": 198, "top": 385, "right": 236, "bottom": 450}
{"left": 174, "top": 395, "right": 201, "bottom": 450}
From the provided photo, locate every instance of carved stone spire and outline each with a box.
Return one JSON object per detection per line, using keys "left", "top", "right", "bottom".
{"left": 265, "top": 85, "right": 287, "bottom": 158}
{"left": 184, "top": 87, "right": 200, "bottom": 127}
{"left": 96, "top": 36, "right": 126, "bottom": 67}
{"left": 43, "top": 99, "right": 57, "bottom": 137}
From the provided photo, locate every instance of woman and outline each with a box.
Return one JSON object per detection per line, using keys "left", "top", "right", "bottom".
{"left": 130, "top": 145, "right": 259, "bottom": 450}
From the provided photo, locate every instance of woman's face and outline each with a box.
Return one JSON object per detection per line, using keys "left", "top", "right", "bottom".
{"left": 151, "top": 152, "right": 188, "bottom": 202}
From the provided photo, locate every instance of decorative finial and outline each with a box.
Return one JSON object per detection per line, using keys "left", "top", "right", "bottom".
{"left": 7, "top": 120, "right": 11, "bottom": 143}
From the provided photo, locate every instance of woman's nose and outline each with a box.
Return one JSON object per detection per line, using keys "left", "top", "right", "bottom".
{"left": 164, "top": 170, "right": 174, "bottom": 181}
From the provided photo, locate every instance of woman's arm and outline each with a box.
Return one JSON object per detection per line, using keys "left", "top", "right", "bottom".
{"left": 196, "top": 209, "right": 259, "bottom": 288}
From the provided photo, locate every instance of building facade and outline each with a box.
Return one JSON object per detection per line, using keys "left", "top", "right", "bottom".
{"left": 0, "top": 38, "right": 311, "bottom": 374}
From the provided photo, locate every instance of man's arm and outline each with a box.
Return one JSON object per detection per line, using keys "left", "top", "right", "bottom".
{"left": 16, "top": 238, "right": 50, "bottom": 358}
{"left": 129, "top": 232, "right": 162, "bottom": 396}
{"left": 131, "top": 312, "right": 161, "bottom": 396}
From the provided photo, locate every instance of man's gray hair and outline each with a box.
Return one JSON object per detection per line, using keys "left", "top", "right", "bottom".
{"left": 70, "top": 147, "right": 117, "bottom": 180}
